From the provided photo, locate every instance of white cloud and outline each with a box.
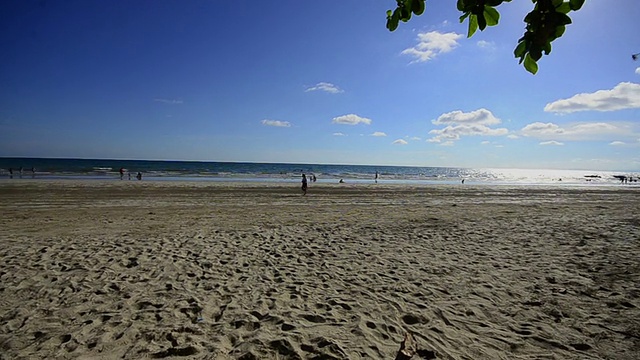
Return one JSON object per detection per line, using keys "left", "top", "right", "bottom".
{"left": 332, "top": 114, "right": 372, "bottom": 125}
{"left": 481, "top": 141, "right": 490, "bottom": 145}
{"left": 154, "top": 98, "right": 183, "bottom": 104}
{"left": 507, "top": 134, "right": 519, "bottom": 139}
{"left": 305, "top": 82, "right": 344, "bottom": 94}
{"left": 609, "top": 141, "right": 626, "bottom": 146}
{"left": 433, "top": 108, "right": 501, "bottom": 125}
{"left": 410, "top": 136, "right": 422, "bottom": 141}
{"left": 477, "top": 40, "right": 496, "bottom": 50}
{"left": 540, "top": 141, "right": 564, "bottom": 146}
{"left": 392, "top": 139, "right": 408, "bottom": 145}
{"left": 636, "top": 67, "right": 640, "bottom": 75}
{"left": 401, "top": 31, "right": 463, "bottom": 63}
{"left": 261, "top": 119, "right": 291, "bottom": 127}
{"left": 544, "top": 82, "right": 640, "bottom": 113}
{"left": 428, "top": 108, "right": 508, "bottom": 144}
{"left": 428, "top": 124, "right": 508, "bottom": 143}
{"left": 371, "top": 132, "right": 387, "bottom": 137}
{"left": 332, "top": 132, "right": 345, "bottom": 136}
{"left": 520, "top": 121, "right": 635, "bottom": 141}
{"left": 522, "top": 122, "right": 563, "bottom": 135}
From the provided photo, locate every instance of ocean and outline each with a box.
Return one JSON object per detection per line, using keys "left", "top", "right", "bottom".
{"left": 0, "top": 157, "right": 637, "bottom": 186}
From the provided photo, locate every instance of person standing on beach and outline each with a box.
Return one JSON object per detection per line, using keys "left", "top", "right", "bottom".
{"left": 375, "top": 170, "right": 379, "bottom": 183}
{"left": 301, "top": 173, "right": 308, "bottom": 195}
{"left": 119, "top": 167, "right": 125, "bottom": 180}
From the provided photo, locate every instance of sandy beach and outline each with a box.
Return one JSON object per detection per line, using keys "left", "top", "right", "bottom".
{"left": 0, "top": 180, "right": 639, "bottom": 359}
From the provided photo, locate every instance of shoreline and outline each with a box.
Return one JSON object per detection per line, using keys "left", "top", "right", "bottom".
{"left": 1, "top": 181, "right": 639, "bottom": 359}
{"left": 1, "top": 176, "right": 638, "bottom": 188}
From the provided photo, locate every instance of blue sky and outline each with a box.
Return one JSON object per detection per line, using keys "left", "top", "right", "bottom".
{"left": 1, "top": 0, "right": 639, "bottom": 171}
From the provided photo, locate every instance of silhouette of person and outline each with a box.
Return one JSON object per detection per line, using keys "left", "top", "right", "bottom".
{"left": 301, "top": 174, "right": 308, "bottom": 195}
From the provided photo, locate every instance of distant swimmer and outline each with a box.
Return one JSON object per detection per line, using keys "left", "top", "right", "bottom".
{"left": 136, "top": 172, "right": 142, "bottom": 181}
{"left": 301, "top": 173, "right": 308, "bottom": 195}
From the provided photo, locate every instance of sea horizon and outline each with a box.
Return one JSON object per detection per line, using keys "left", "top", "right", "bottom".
{"left": 1, "top": 157, "right": 638, "bottom": 187}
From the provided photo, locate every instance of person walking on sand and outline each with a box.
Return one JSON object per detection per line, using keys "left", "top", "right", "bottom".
{"left": 301, "top": 173, "right": 308, "bottom": 195}
{"left": 375, "top": 170, "right": 379, "bottom": 183}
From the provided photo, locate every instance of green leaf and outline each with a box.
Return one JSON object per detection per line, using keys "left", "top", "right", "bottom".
{"left": 477, "top": 12, "right": 487, "bottom": 30}
{"left": 551, "top": 0, "right": 563, "bottom": 7}
{"left": 570, "top": 0, "right": 585, "bottom": 10}
{"left": 386, "top": 18, "right": 398, "bottom": 31}
{"left": 412, "top": 0, "right": 425, "bottom": 15}
{"left": 484, "top": 6, "right": 500, "bottom": 26}
{"left": 514, "top": 41, "right": 527, "bottom": 58}
{"left": 485, "top": 0, "right": 504, "bottom": 6}
{"left": 558, "top": 12, "right": 572, "bottom": 25}
{"left": 405, "top": 0, "right": 413, "bottom": 12}
{"left": 400, "top": 7, "right": 411, "bottom": 21}
{"left": 386, "top": 9, "right": 401, "bottom": 31}
{"left": 542, "top": 42, "right": 552, "bottom": 55}
{"left": 459, "top": 12, "right": 470, "bottom": 23}
{"left": 393, "top": 8, "right": 402, "bottom": 21}
{"left": 386, "top": 10, "right": 393, "bottom": 18}
{"left": 524, "top": 53, "right": 539, "bottom": 74}
{"left": 457, "top": 0, "right": 466, "bottom": 12}
{"left": 468, "top": 14, "right": 479, "bottom": 37}
{"left": 529, "top": 46, "right": 543, "bottom": 61}
{"left": 556, "top": 2, "right": 570, "bottom": 13}
{"left": 555, "top": 25, "right": 566, "bottom": 38}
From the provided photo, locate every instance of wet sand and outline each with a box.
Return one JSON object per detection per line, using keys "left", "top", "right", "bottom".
{"left": 0, "top": 180, "right": 639, "bottom": 359}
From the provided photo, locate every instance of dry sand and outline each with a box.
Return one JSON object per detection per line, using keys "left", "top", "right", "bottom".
{"left": 0, "top": 180, "right": 639, "bottom": 359}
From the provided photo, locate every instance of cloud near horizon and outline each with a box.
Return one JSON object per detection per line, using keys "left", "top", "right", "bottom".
{"left": 332, "top": 114, "right": 372, "bottom": 125}
{"left": 305, "top": 82, "right": 344, "bottom": 94}
{"left": 520, "top": 121, "right": 635, "bottom": 141}
{"left": 428, "top": 109, "right": 508, "bottom": 144}
{"left": 401, "top": 31, "right": 463, "bottom": 63}
{"left": 544, "top": 82, "right": 640, "bottom": 113}
{"left": 261, "top": 119, "right": 291, "bottom": 127}
{"left": 392, "top": 139, "right": 408, "bottom": 145}
{"left": 540, "top": 141, "right": 564, "bottom": 146}
{"left": 154, "top": 98, "right": 183, "bottom": 104}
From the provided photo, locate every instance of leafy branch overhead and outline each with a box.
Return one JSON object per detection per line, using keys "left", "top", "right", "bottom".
{"left": 386, "top": 0, "right": 586, "bottom": 74}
